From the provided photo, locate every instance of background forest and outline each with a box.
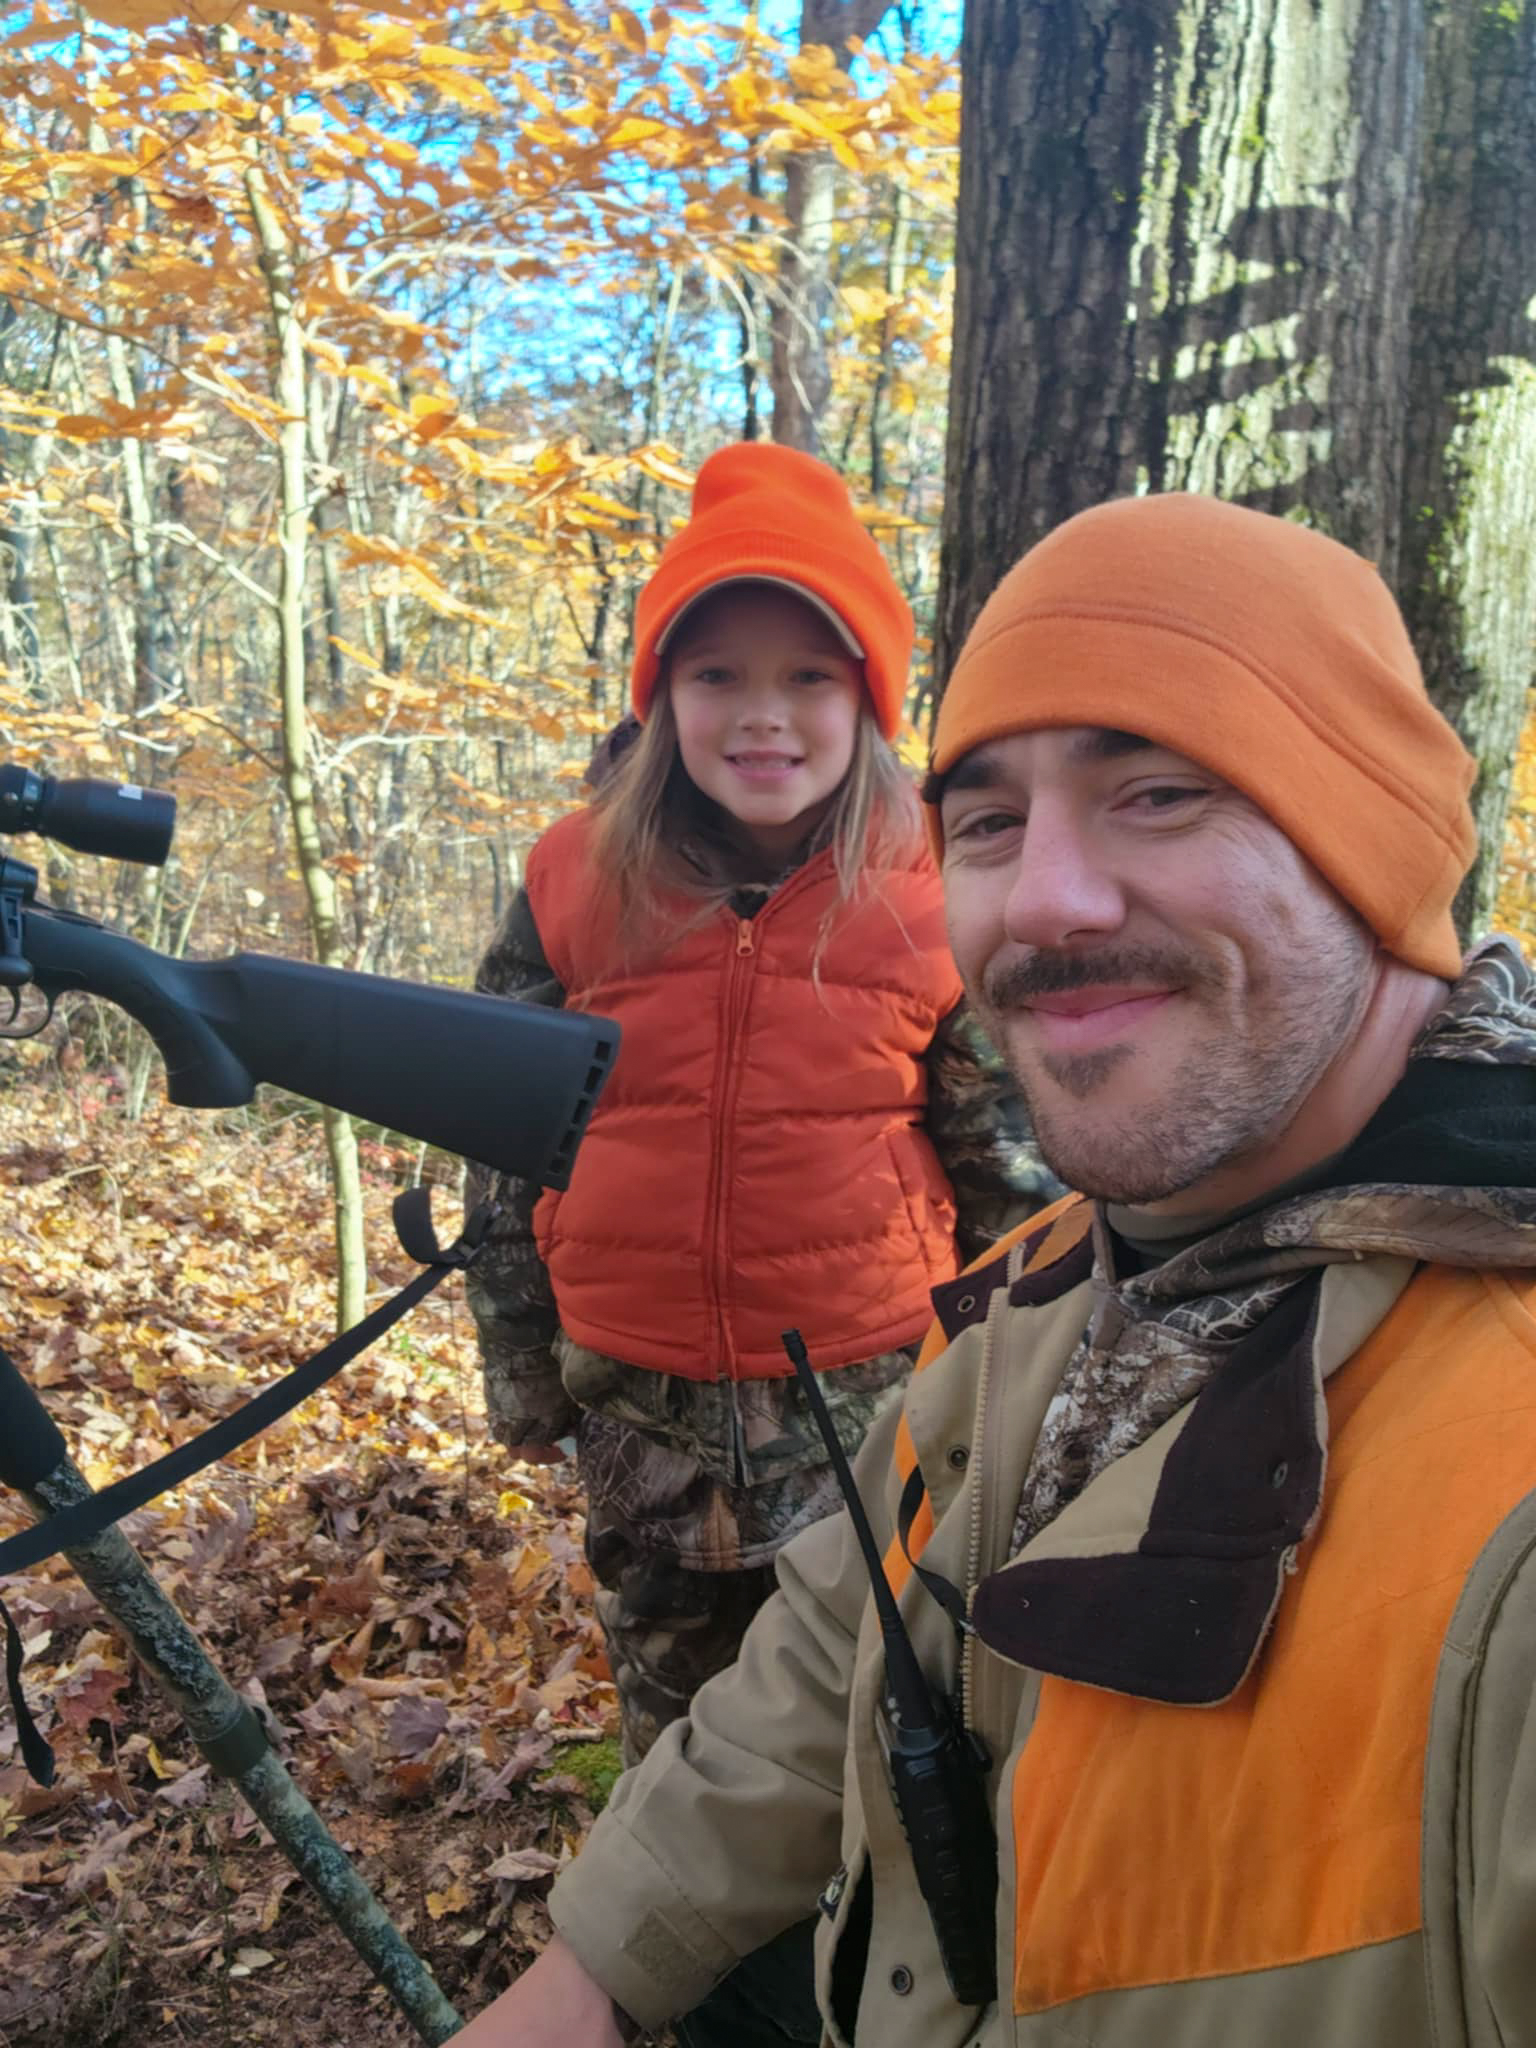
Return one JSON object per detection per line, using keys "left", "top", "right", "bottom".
{"left": 3, "top": 0, "right": 1536, "bottom": 2042}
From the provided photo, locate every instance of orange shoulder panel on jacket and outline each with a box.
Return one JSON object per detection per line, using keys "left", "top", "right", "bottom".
{"left": 1010, "top": 1261, "right": 1536, "bottom": 2013}
{"left": 912, "top": 1193, "right": 1089, "bottom": 1375}
{"left": 885, "top": 1195, "right": 1089, "bottom": 1599}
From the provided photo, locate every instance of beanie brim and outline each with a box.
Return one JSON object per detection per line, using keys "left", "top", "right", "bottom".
{"left": 635, "top": 543, "right": 904, "bottom": 738}
{"left": 654, "top": 576, "right": 867, "bottom": 661}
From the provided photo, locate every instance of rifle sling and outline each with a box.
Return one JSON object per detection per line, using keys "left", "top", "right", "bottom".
{"left": 0, "top": 1189, "right": 493, "bottom": 1784}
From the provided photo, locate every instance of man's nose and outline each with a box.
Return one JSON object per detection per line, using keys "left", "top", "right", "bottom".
{"left": 1003, "top": 805, "right": 1127, "bottom": 950}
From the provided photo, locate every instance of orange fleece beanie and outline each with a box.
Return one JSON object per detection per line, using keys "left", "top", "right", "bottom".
{"left": 631, "top": 444, "right": 913, "bottom": 739}
{"left": 927, "top": 494, "right": 1477, "bottom": 979}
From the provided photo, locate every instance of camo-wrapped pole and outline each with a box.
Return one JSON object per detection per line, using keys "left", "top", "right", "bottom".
{"left": 1, "top": 1358, "right": 462, "bottom": 2045}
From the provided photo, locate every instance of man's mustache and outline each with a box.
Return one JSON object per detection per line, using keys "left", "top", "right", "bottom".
{"left": 981, "top": 945, "right": 1213, "bottom": 1011}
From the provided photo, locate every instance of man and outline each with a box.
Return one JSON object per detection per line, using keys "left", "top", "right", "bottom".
{"left": 457, "top": 494, "right": 1536, "bottom": 2046}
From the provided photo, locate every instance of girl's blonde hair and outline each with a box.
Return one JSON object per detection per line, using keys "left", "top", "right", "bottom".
{"left": 589, "top": 679, "right": 922, "bottom": 957}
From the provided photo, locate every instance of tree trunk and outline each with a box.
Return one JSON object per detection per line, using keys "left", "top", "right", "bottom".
{"left": 88, "top": 129, "right": 184, "bottom": 712}
{"left": 1397, "top": 0, "right": 1536, "bottom": 938}
{"left": 244, "top": 160, "right": 367, "bottom": 1334}
{"left": 769, "top": 0, "right": 896, "bottom": 453}
{"left": 935, "top": 0, "right": 1536, "bottom": 943}
{"left": 868, "top": 179, "right": 911, "bottom": 500}
{"left": 1136, "top": 0, "right": 1423, "bottom": 568}
{"left": 934, "top": 0, "right": 1172, "bottom": 681}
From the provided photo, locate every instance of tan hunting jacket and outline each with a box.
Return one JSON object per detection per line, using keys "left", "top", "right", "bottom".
{"left": 547, "top": 943, "right": 1536, "bottom": 2047}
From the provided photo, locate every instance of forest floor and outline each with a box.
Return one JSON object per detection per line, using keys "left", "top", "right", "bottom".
{"left": 0, "top": 1047, "right": 617, "bottom": 2047}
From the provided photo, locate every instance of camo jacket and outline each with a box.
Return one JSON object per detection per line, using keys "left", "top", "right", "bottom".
{"left": 465, "top": 875, "right": 1056, "bottom": 1569}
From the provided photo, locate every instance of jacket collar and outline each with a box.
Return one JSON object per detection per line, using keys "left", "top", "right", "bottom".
{"left": 964, "top": 938, "right": 1536, "bottom": 1704}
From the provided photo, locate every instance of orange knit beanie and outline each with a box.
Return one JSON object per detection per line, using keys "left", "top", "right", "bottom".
{"left": 927, "top": 494, "right": 1477, "bottom": 979}
{"left": 631, "top": 443, "right": 913, "bottom": 739}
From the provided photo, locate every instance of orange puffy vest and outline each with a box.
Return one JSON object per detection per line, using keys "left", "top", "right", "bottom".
{"left": 525, "top": 807, "right": 965, "bottom": 1379}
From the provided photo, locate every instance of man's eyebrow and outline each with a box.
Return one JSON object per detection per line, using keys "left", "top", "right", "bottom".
{"left": 1066, "top": 728, "right": 1155, "bottom": 764}
{"left": 927, "top": 729, "right": 1156, "bottom": 804}
{"left": 928, "top": 746, "right": 1008, "bottom": 801}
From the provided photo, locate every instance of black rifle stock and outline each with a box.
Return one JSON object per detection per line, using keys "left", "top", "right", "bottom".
{"left": 20, "top": 903, "right": 617, "bottom": 1189}
{"left": 0, "top": 770, "right": 615, "bottom": 2042}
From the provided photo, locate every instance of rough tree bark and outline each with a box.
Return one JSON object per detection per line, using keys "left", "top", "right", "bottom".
{"left": 1133, "top": 0, "right": 1423, "bottom": 567}
{"left": 934, "top": 0, "right": 1173, "bottom": 678}
{"left": 935, "top": 0, "right": 1536, "bottom": 939}
{"left": 1397, "top": 0, "right": 1536, "bottom": 938}
{"left": 769, "top": 0, "right": 896, "bottom": 453}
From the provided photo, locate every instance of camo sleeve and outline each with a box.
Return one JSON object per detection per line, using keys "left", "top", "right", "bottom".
{"left": 464, "top": 886, "right": 579, "bottom": 1450}
{"left": 924, "top": 999, "right": 1061, "bottom": 1264}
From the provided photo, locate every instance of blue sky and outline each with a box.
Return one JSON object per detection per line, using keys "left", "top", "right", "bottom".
{"left": 467, "top": 0, "right": 962, "bottom": 417}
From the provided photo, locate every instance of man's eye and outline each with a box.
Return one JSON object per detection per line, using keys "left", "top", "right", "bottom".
{"left": 791, "top": 667, "right": 834, "bottom": 685}
{"left": 1129, "top": 784, "right": 1207, "bottom": 812}
{"left": 691, "top": 667, "right": 734, "bottom": 685}
{"left": 949, "top": 809, "right": 1018, "bottom": 841}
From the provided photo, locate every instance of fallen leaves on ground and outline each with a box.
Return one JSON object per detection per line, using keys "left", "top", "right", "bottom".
{"left": 0, "top": 1067, "right": 619, "bottom": 2046}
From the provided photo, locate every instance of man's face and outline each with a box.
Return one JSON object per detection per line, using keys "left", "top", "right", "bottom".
{"left": 939, "top": 728, "right": 1378, "bottom": 1205}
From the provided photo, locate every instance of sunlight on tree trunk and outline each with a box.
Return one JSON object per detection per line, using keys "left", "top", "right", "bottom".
{"left": 770, "top": 0, "right": 897, "bottom": 453}
{"left": 936, "top": 0, "right": 1536, "bottom": 941}
{"left": 1398, "top": 0, "right": 1536, "bottom": 939}
{"left": 244, "top": 161, "right": 367, "bottom": 1334}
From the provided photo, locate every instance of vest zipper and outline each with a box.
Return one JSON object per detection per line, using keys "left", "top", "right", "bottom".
{"left": 703, "top": 916, "right": 760, "bottom": 1374}
{"left": 699, "top": 853, "right": 832, "bottom": 1378}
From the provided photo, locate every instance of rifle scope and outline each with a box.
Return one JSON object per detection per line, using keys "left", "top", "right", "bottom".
{"left": 0, "top": 764, "right": 176, "bottom": 867}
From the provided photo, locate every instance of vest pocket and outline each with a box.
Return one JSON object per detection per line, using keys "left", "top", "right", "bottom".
{"left": 533, "top": 1183, "right": 563, "bottom": 1261}
{"left": 884, "top": 1126, "right": 959, "bottom": 1276}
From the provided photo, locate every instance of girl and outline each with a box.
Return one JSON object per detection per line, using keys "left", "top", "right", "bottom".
{"left": 467, "top": 443, "right": 1044, "bottom": 1764}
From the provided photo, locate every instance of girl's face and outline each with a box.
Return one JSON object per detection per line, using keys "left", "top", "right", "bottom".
{"left": 666, "top": 584, "right": 865, "bottom": 859}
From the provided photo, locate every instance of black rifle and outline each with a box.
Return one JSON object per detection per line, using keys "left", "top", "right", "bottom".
{"left": 783, "top": 1328, "right": 998, "bottom": 2007}
{"left": 0, "top": 764, "right": 617, "bottom": 1184}
{"left": 0, "top": 764, "right": 621, "bottom": 2044}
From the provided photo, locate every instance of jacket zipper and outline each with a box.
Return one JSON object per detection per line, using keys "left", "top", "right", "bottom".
{"left": 957, "top": 1308, "right": 995, "bottom": 1735}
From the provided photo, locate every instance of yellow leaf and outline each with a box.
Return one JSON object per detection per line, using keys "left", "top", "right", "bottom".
{"left": 607, "top": 115, "right": 666, "bottom": 148}
{"left": 430, "top": 71, "right": 497, "bottom": 110}
{"left": 78, "top": 0, "right": 180, "bottom": 26}
{"left": 573, "top": 490, "right": 640, "bottom": 521}
{"left": 497, "top": 1490, "right": 532, "bottom": 1515}
{"left": 427, "top": 1880, "right": 473, "bottom": 1919}
{"left": 329, "top": 636, "right": 381, "bottom": 672}
{"left": 341, "top": 364, "right": 399, "bottom": 396}
{"left": 307, "top": 336, "right": 348, "bottom": 372}
{"left": 774, "top": 99, "right": 862, "bottom": 172}
{"left": 415, "top": 42, "right": 489, "bottom": 67}
{"left": 632, "top": 447, "right": 694, "bottom": 490}
{"left": 609, "top": 5, "right": 646, "bottom": 53}
{"left": 842, "top": 284, "right": 896, "bottom": 323}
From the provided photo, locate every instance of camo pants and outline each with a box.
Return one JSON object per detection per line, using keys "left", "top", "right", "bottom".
{"left": 565, "top": 1341, "right": 915, "bottom": 1765}
{"left": 585, "top": 1511, "right": 781, "bottom": 1766}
